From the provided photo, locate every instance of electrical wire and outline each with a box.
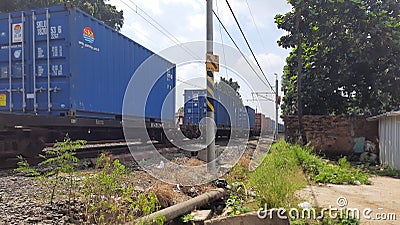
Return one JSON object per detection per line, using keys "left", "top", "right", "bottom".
{"left": 245, "top": 0, "right": 268, "bottom": 54}
{"left": 212, "top": 10, "right": 271, "bottom": 90}
{"left": 177, "top": 78, "right": 204, "bottom": 89}
{"left": 120, "top": 0, "right": 201, "bottom": 60}
{"left": 215, "top": 0, "right": 229, "bottom": 79}
{"left": 225, "top": 0, "right": 275, "bottom": 94}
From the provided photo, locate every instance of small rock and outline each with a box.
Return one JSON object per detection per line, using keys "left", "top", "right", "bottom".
{"left": 26, "top": 216, "right": 40, "bottom": 222}
{"left": 354, "top": 180, "right": 361, "bottom": 185}
{"left": 298, "top": 201, "right": 312, "bottom": 209}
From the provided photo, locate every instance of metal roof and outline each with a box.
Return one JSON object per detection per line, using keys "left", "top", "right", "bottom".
{"left": 367, "top": 111, "right": 400, "bottom": 121}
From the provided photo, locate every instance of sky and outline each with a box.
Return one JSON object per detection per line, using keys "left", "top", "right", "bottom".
{"left": 108, "top": 0, "right": 292, "bottom": 123}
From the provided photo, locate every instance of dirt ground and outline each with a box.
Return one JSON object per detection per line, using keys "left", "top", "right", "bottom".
{"left": 297, "top": 176, "right": 400, "bottom": 225}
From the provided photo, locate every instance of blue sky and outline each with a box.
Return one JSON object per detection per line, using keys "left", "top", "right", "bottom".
{"left": 109, "top": 0, "right": 292, "bottom": 122}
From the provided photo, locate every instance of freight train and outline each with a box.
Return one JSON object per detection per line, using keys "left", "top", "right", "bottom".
{"left": 180, "top": 89, "right": 282, "bottom": 139}
{"left": 0, "top": 4, "right": 284, "bottom": 167}
{"left": 0, "top": 4, "right": 176, "bottom": 167}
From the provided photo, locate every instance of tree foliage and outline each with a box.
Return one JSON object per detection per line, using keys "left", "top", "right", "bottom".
{"left": 0, "top": 0, "right": 123, "bottom": 30}
{"left": 276, "top": 0, "right": 400, "bottom": 116}
{"left": 215, "top": 77, "right": 242, "bottom": 99}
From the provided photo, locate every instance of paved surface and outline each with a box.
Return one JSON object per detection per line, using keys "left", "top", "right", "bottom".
{"left": 297, "top": 176, "right": 400, "bottom": 225}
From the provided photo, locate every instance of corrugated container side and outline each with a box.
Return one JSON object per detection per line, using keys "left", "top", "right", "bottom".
{"left": 271, "top": 120, "right": 276, "bottom": 132}
{"left": 215, "top": 90, "right": 231, "bottom": 127}
{"left": 265, "top": 117, "right": 272, "bottom": 132}
{"left": 255, "top": 113, "right": 263, "bottom": 131}
{"left": 0, "top": 5, "right": 175, "bottom": 120}
{"left": 184, "top": 89, "right": 206, "bottom": 125}
{"left": 184, "top": 89, "right": 239, "bottom": 127}
{"left": 245, "top": 106, "right": 255, "bottom": 129}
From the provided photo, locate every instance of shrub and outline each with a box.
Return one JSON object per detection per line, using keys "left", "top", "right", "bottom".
{"left": 15, "top": 137, "right": 85, "bottom": 205}
{"left": 82, "top": 153, "right": 164, "bottom": 224}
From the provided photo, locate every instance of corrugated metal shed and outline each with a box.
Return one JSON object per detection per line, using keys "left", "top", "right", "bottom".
{"left": 368, "top": 111, "right": 400, "bottom": 169}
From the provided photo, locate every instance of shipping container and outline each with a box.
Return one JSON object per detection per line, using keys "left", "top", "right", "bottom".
{"left": 0, "top": 5, "right": 176, "bottom": 120}
{"left": 184, "top": 89, "right": 245, "bottom": 128}
{"left": 271, "top": 119, "right": 276, "bottom": 133}
{"left": 183, "top": 89, "right": 207, "bottom": 125}
{"left": 265, "top": 116, "right": 272, "bottom": 133}
{"left": 214, "top": 90, "right": 232, "bottom": 128}
{"left": 245, "top": 106, "right": 255, "bottom": 129}
{"left": 255, "top": 113, "right": 263, "bottom": 131}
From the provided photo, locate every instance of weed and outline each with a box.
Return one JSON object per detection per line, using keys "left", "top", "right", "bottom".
{"left": 367, "top": 164, "right": 400, "bottom": 178}
{"left": 16, "top": 139, "right": 166, "bottom": 224}
{"left": 293, "top": 144, "right": 370, "bottom": 185}
{"left": 181, "top": 213, "right": 195, "bottom": 223}
{"left": 225, "top": 195, "right": 250, "bottom": 216}
{"left": 14, "top": 155, "right": 40, "bottom": 177}
{"left": 248, "top": 141, "right": 370, "bottom": 210}
{"left": 15, "top": 137, "right": 85, "bottom": 206}
{"left": 82, "top": 153, "right": 163, "bottom": 224}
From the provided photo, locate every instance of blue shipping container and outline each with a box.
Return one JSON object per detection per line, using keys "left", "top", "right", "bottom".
{"left": 183, "top": 89, "right": 248, "bottom": 128}
{"left": 184, "top": 89, "right": 207, "bottom": 125}
{"left": 245, "top": 106, "right": 255, "bottom": 129}
{"left": 0, "top": 5, "right": 176, "bottom": 120}
{"left": 214, "top": 90, "right": 231, "bottom": 127}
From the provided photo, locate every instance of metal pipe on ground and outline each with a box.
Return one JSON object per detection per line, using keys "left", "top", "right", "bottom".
{"left": 127, "top": 188, "right": 227, "bottom": 225}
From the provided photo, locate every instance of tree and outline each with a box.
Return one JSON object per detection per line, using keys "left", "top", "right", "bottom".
{"left": 276, "top": 0, "right": 400, "bottom": 116}
{"left": 0, "top": 0, "right": 123, "bottom": 30}
{"left": 215, "top": 77, "right": 241, "bottom": 99}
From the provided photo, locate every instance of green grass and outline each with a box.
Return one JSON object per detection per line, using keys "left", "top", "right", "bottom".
{"left": 294, "top": 144, "right": 370, "bottom": 185}
{"left": 247, "top": 141, "right": 371, "bottom": 209}
{"left": 366, "top": 164, "right": 400, "bottom": 178}
{"left": 248, "top": 141, "right": 307, "bottom": 208}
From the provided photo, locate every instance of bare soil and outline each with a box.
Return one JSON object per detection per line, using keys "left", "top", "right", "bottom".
{"left": 297, "top": 176, "right": 400, "bottom": 225}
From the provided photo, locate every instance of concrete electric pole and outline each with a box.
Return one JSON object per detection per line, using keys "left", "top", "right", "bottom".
{"left": 206, "top": 0, "right": 216, "bottom": 173}
{"left": 275, "top": 73, "right": 279, "bottom": 140}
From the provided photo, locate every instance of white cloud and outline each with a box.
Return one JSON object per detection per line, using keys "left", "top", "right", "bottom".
{"left": 257, "top": 53, "right": 286, "bottom": 75}
{"left": 188, "top": 13, "right": 205, "bottom": 32}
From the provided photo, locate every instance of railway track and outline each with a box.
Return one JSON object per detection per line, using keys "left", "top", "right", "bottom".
{"left": 2, "top": 136, "right": 266, "bottom": 170}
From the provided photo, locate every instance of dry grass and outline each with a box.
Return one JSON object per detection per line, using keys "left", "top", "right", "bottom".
{"left": 185, "top": 158, "right": 205, "bottom": 167}
{"left": 148, "top": 181, "right": 176, "bottom": 208}
{"left": 236, "top": 153, "right": 252, "bottom": 169}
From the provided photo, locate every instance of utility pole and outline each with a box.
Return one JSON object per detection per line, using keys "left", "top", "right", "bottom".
{"left": 275, "top": 73, "right": 279, "bottom": 140}
{"left": 206, "top": 0, "right": 216, "bottom": 172}
{"left": 295, "top": 6, "right": 305, "bottom": 144}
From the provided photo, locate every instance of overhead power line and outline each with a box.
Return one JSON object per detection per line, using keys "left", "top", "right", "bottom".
{"left": 120, "top": 0, "right": 200, "bottom": 60}
{"left": 225, "top": 0, "right": 275, "bottom": 94}
{"left": 177, "top": 78, "right": 204, "bottom": 89}
{"left": 245, "top": 0, "right": 268, "bottom": 54}
{"left": 212, "top": 11, "right": 271, "bottom": 90}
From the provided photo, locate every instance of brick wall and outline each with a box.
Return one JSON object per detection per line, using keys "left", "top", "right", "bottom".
{"left": 284, "top": 115, "right": 378, "bottom": 156}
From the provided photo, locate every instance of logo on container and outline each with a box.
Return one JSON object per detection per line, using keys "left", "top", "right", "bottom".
{"left": 12, "top": 23, "right": 23, "bottom": 43}
{"left": 83, "top": 26, "right": 95, "bottom": 44}
{"left": 14, "top": 24, "right": 22, "bottom": 34}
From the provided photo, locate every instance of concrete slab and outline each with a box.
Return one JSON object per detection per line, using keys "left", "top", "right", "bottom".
{"left": 191, "top": 210, "right": 213, "bottom": 222}
{"left": 204, "top": 211, "right": 289, "bottom": 225}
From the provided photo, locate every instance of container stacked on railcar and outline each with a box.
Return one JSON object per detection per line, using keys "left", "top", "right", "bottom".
{"left": 182, "top": 89, "right": 252, "bottom": 139}
{"left": 0, "top": 4, "right": 176, "bottom": 167}
{"left": 245, "top": 106, "right": 255, "bottom": 135}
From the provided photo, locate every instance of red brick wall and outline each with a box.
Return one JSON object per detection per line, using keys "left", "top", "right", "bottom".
{"left": 284, "top": 115, "right": 378, "bottom": 156}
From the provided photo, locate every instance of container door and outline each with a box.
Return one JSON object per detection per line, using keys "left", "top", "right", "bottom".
{"left": 0, "top": 13, "right": 28, "bottom": 112}
{"left": 0, "top": 8, "right": 70, "bottom": 114}
{"left": 31, "top": 9, "right": 69, "bottom": 114}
